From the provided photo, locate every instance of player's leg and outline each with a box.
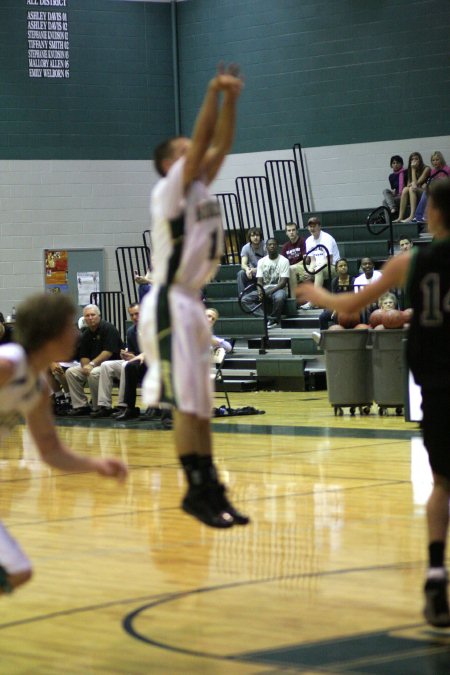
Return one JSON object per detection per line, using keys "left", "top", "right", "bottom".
{"left": 92, "top": 360, "right": 123, "bottom": 417}
{"left": 268, "top": 288, "right": 287, "bottom": 324}
{"left": 288, "top": 265, "right": 299, "bottom": 299}
{"left": 0, "top": 522, "right": 33, "bottom": 596}
{"left": 422, "top": 389, "right": 450, "bottom": 626}
{"left": 193, "top": 415, "right": 250, "bottom": 526}
{"left": 172, "top": 296, "right": 249, "bottom": 527}
{"left": 87, "top": 366, "right": 102, "bottom": 411}
{"left": 65, "top": 365, "right": 90, "bottom": 413}
{"left": 424, "top": 473, "right": 450, "bottom": 627}
{"left": 174, "top": 411, "right": 234, "bottom": 528}
{"left": 393, "top": 186, "right": 410, "bottom": 222}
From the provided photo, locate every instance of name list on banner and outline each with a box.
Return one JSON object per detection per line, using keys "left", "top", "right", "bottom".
{"left": 27, "top": 0, "right": 69, "bottom": 79}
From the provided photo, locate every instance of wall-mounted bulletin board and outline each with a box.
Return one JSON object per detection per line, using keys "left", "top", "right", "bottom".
{"left": 44, "top": 248, "right": 105, "bottom": 314}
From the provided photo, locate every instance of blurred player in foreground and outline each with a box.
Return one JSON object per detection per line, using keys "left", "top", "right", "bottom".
{"left": 297, "top": 179, "right": 450, "bottom": 627}
{"left": 0, "top": 294, "right": 127, "bottom": 595}
{"left": 140, "top": 64, "right": 249, "bottom": 528}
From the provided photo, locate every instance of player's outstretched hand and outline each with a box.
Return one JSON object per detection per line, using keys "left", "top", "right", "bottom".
{"left": 93, "top": 457, "right": 128, "bottom": 482}
{"left": 296, "top": 282, "right": 328, "bottom": 308}
{"left": 212, "top": 62, "right": 244, "bottom": 97}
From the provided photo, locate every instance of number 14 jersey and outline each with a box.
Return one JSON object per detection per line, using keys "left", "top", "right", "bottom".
{"left": 406, "top": 238, "right": 450, "bottom": 389}
{"left": 150, "top": 157, "right": 224, "bottom": 292}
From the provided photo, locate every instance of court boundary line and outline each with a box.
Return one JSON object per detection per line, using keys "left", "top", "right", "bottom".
{"left": 121, "top": 561, "right": 427, "bottom": 664}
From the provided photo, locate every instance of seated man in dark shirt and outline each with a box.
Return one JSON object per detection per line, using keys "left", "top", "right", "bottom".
{"left": 65, "top": 304, "right": 123, "bottom": 416}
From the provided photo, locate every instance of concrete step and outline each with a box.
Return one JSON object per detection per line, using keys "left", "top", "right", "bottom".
{"left": 282, "top": 315, "right": 320, "bottom": 329}
{"left": 216, "top": 378, "right": 258, "bottom": 392}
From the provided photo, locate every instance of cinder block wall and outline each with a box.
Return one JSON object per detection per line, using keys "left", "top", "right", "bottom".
{"left": 1, "top": 0, "right": 448, "bottom": 309}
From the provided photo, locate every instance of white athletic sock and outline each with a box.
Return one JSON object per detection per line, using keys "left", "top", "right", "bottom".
{"left": 426, "top": 567, "right": 447, "bottom": 581}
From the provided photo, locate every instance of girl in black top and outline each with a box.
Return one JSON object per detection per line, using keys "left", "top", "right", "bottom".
{"left": 318, "top": 258, "right": 355, "bottom": 329}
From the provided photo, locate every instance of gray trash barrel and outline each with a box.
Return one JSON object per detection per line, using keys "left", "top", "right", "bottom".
{"left": 321, "top": 329, "right": 373, "bottom": 414}
{"left": 370, "top": 329, "right": 407, "bottom": 412}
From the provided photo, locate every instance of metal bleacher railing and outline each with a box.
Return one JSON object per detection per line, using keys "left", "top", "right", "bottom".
{"left": 115, "top": 245, "right": 151, "bottom": 307}
{"left": 303, "top": 243, "right": 332, "bottom": 288}
{"left": 215, "top": 192, "right": 244, "bottom": 264}
{"left": 366, "top": 205, "right": 394, "bottom": 257}
{"left": 215, "top": 142, "right": 311, "bottom": 264}
{"left": 238, "top": 282, "right": 270, "bottom": 354}
{"left": 265, "top": 158, "right": 304, "bottom": 231}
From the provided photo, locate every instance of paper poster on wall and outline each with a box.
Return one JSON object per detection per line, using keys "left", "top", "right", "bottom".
{"left": 45, "top": 249, "right": 68, "bottom": 292}
{"left": 77, "top": 271, "right": 100, "bottom": 305}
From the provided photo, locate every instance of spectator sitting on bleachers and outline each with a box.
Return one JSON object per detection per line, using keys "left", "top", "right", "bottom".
{"left": 300, "top": 217, "right": 340, "bottom": 309}
{"left": 135, "top": 267, "right": 153, "bottom": 302}
{"left": 378, "top": 292, "right": 398, "bottom": 311}
{"left": 354, "top": 257, "right": 382, "bottom": 292}
{"left": 280, "top": 222, "right": 310, "bottom": 299}
{"left": 394, "top": 151, "right": 430, "bottom": 223}
{"left": 205, "top": 307, "right": 233, "bottom": 353}
{"left": 382, "top": 155, "right": 406, "bottom": 216}
{"left": 237, "top": 228, "right": 266, "bottom": 296}
{"left": 398, "top": 235, "right": 413, "bottom": 253}
{"left": 319, "top": 258, "right": 355, "bottom": 330}
{"left": 241, "top": 238, "right": 289, "bottom": 329}
{"left": 414, "top": 152, "right": 450, "bottom": 224}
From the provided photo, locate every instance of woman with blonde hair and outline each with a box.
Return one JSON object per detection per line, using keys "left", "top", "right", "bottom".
{"left": 414, "top": 152, "right": 450, "bottom": 224}
{"left": 394, "top": 151, "right": 430, "bottom": 223}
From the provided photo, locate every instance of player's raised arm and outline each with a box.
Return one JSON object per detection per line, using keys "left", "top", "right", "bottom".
{"left": 183, "top": 63, "right": 243, "bottom": 188}
{"left": 202, "top": 64, "right": 243, "bottom": 184}
{"left": 296, "top": 251, "right": 411, "bottom": 314}
{"left": 26, "top": 393, "right": 127, "bottom": 480}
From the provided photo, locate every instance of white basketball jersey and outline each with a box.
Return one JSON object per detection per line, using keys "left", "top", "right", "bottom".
{"left": 0, "top": 344, "right": 45, "bottom": 436}
{"left": 150, "top": 157, "right": 223, "bottom": 291}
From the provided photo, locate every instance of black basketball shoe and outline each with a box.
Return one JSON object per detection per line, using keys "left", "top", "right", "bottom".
{"left": 424, "top": 577, "right": 450, "bottom": 627}
{"left": 182, "top": 486, "right": 234, "bottom": 528}
{"left": 208, "top": 483, "right": 250, "bottom": 526}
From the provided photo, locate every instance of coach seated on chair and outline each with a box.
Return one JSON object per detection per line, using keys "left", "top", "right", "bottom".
{"left": 90, "top": 303, "right": 140, "bottom": 418}
{"left": 65, "top": 304, "right": 123, "bottom": 416}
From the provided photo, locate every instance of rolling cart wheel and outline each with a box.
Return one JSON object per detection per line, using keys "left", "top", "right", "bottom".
{"left": 338, "top": 407, "right": 344, "bottom": 416}
{"left": 350, "top": 406, "right": 356, "bottom": 416}
{"left": 378, "top": 407, "right": 385, "bottom": 416}
{"left": 334, "top": 406, "right": 338, "bottom": 416}
{"left": 395, "top": 406, "right": 403, "bottom": 416}
{"left": 362, "top": 406, "right": 371, "bottom": 415}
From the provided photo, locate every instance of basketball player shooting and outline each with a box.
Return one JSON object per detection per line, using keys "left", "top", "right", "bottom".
{"left": 140, "top": 64, "right": 249, "bottom": 528}
{"left": 297, "top": 179, "right": 450, "bottom": 627}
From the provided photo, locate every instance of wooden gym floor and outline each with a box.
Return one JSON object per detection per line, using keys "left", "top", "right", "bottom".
{"left": 1, "top": 391, "right": 450, "bottom": 674}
